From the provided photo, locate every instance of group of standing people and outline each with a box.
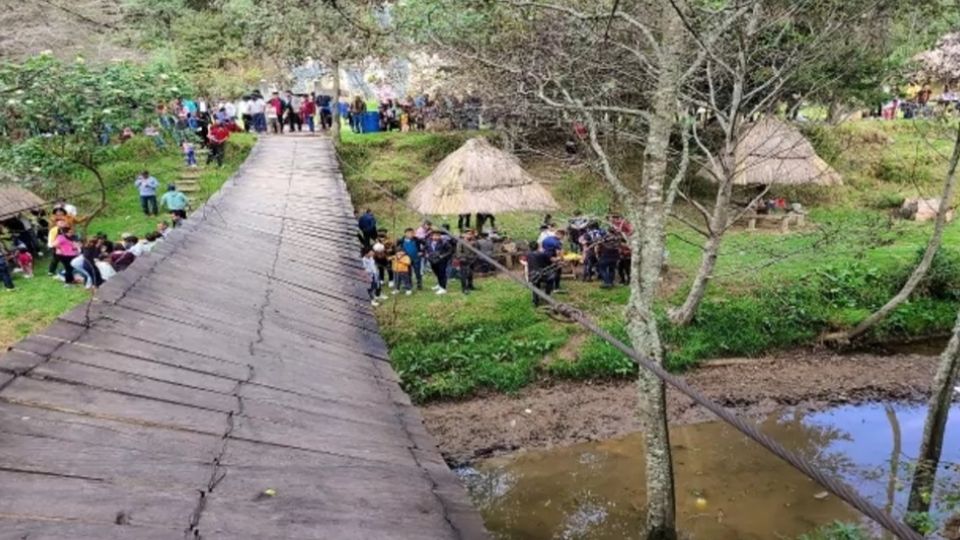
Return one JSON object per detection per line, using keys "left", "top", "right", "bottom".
{"left": 150, "top": 96, "right": 235, "bottom": 168}
{"left": 360, "top": 210, "right": 493, "bottom": 306}
{"left": 133, "top": 170, "right": 190, "bottom": 222}
{"left": 356, "top": 208, "right": 636, "bottom": 309}
{"left": 240, "top": 91, "right": 334, "bottom": 135}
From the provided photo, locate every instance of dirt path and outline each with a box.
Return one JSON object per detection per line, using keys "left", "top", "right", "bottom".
{"left": 422, "top": 349, "right": 941, "bottom": 464}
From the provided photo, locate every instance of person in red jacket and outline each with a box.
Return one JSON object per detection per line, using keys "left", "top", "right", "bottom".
{"left": 207, "top": 121, "right": 231, "bottom": 167}
{"left": 301, "top": 95, "right": 317, "bottom": 133}
{"left": 267, "top": 92, "right": 285, "bottom": 134}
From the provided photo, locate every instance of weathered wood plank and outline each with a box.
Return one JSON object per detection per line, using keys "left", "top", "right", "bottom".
{"left": 0, "top": 136, "right": 486, "bottom": 540}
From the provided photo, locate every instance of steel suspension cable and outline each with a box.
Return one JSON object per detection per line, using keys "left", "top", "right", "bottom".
{"left": 336, "top": 151, "right": 924, "bottom": 540}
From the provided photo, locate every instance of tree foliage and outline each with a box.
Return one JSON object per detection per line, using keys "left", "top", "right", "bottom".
{"left": 0, "top": 53, "right": 190, "bottom": 226}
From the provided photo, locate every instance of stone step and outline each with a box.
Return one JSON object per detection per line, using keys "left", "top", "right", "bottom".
{"left": 180, "top": 186, "right": 201, "bottom": 193}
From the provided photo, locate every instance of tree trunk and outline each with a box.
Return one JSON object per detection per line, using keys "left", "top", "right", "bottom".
{"left": 906, "top": 308, "right": 960, "bottom": 518}
{"left": 826, "top": 97, "right": 843, "bottom": 124}
{"left": 627, "top": 4, "right": 685, "bottom": 539}
{"left": 331, "top": 58, "right": 341, "bottom": 142}
{"left": 884, "top": 404, "right": 901, "bottom": 518}
{"left": 668, "top": 156, "right": 735, "bottom": 326}
{"left": 79, "top": 163, "right": 108, "bottom": 239}
{"left": 831, "top": 124, "right": 960, "bottom": 343}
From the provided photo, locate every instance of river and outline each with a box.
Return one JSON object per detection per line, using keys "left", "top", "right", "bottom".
{"left": 458, "top": 402, "right": 960, "bottom": 539}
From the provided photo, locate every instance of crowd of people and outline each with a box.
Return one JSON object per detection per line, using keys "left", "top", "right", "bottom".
{"left": 357, "top": 209, "right": 637, "bottom": 307}
{"left": 348, "top": 94, "right": 485, "bottom": 133}
{"left": 141, "top": 96, "right": 236, "bottom": 168}
{"left": 0, "top": 199, "right": 174, "bottom": 292}
{"left": 136, "top": 89, "right": 489, "bottom": 143}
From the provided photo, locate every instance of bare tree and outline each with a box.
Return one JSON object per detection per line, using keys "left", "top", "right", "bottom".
{"left": 828, "top": 124, "right": 960, "bottom": 343}
{"left": 666, "top": 0, "right": 890, "bottom": 326}
{"left": 906, "top": 307, "right": 960, "bottom": 522}
{"left": 409, "top": 0, "right": 703, "bottom": 536}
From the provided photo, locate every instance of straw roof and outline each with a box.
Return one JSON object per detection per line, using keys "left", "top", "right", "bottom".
{"left": 407, "top": 137, "right": 559, "bottom": 215}
{"left": 700, "top": 118, "right": 843, "bottom": 187}
{"left": 0, "top": 186, "right": 43, "bottom": 221}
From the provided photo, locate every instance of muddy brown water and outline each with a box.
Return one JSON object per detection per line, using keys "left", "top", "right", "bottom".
{"left": 458, "top": 403, "right": 960, "bottom": 539}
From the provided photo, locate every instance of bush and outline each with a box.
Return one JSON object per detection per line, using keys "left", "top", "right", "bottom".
{"left": 798, "top": 521, "right": 872, "bottom": 540}
{"left": 391, "top": 322, "right": 566, "bottom": 402}
{"left": 800, "top": 123, "right": 843, "bottom": 166}
{"left": 875, "top": 154, "right": 934, "bottom": 185}
{"left": 550, "top": 323, "right": 636, "bottom": 379}
{"left": 868, "top": 191, "right": 906, "bottom": 210}
{"left": 910, "top": 247, "right": 960, "bottom": 301}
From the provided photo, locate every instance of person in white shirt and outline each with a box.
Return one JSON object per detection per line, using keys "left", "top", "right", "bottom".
{"left": 95, "top": 255, "right": 116, "bottom": 281}
{"left": 537, "top": 225, "right": 555, "bottom": 246}
{"left": 122, "top": 234, "right": 144, "bottom": 257}
{"left": 224, "top": 101, "right": 236, "bottom": 119}
{"left": 238, "top": 96, "right": 252, "bottom": 132}
{"left": 250, "top": 96, "right": 266, "bottom": 133}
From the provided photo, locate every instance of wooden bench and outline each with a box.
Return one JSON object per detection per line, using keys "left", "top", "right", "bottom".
{"left": 744, "top": 212, "right": 805, "bottom": 233}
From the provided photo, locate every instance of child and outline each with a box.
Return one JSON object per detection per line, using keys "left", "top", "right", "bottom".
{"left": 362, "top": 248, "right": 381, "bottom": 307}
{"left": 392, "top": 250, "right": 413, "bottom": 295}
{"left": 182, "top": 140, "right": 197, "bottom": 167}
{"left": 16, "top": 246, "right": 33, "bottom": 278}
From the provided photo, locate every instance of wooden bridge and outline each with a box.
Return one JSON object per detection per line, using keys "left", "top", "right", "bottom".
{"left": 0, "top": 136, "right": 488, "bottom": 539}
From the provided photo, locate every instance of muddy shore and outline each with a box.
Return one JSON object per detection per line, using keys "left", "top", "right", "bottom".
{"left": 421, "top": 349, "right": 941, "bottom": 464}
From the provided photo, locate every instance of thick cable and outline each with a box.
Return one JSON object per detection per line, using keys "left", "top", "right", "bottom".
{"left": 338, "top": 151, "right": 924, "bottom": 540}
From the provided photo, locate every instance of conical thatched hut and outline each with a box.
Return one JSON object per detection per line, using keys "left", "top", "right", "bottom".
{"left": 0, "top": 186, "right": 43, "bottom": 221}
{"left": 700, "top": 118, "right": 842, "bottom": 187}
{"left": 407, "top": 137, "right": 559, "bottom": 215}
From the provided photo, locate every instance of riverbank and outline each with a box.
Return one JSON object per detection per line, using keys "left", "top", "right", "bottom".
{"left": 339, "top": 124, "right": 960, "bottom": 403}
{"left": 423, "top": 347, "right": 943, "bottom": 464}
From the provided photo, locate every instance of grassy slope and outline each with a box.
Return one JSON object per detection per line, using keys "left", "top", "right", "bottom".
{"left": 338, "top": 122, "right": 960, "bottom": 402}
{"left": 0, "top": 133, "right": 255, "bottom": 349}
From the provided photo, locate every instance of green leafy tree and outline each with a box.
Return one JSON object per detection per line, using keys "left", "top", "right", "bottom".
{"left": 0, "top": 53, "right": 190, "bottom": 233}
{"left": 245, "top": 0, "right": 392, "bottom": 140}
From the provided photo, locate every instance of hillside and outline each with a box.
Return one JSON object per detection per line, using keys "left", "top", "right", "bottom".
{"left": 338, "top": 121, "right": 960, "bottom": 402}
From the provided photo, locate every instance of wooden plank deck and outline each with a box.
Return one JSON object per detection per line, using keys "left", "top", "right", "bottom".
{"left": 0, "top": 136, "right": 488, "bottom": 540}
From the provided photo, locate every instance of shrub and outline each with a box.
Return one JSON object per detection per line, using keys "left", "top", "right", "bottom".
{"left": 800, "top": 123, "right": 843, "bottom": 166}
{"left": 868, "top": 191, "right": 906, "bottom": 210}
{"left": 390, "top": 322, "right": 566, "bottom": 402}
{"left": 798, "top": 521, "right": 872, "bottom": 540}
{"left": 551, "top": 323, "right": 636, "bottom": 379}
{"left": 875, "top": 154, "right": 933, "bottom": 185}
{"left": 910, "top": 246, "right": 960, "bottom": 300}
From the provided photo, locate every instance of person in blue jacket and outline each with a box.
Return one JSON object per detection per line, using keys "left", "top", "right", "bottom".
{"left": 357, "top": 209, "right": 377, "bottom": 250}
{"left": 398, "top": 228, "right": 424, "bottom": 290}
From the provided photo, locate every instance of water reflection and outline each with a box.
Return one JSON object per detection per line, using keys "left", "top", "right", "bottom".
{"left": 459, "top": 403, "right": 960, "bottom": 539}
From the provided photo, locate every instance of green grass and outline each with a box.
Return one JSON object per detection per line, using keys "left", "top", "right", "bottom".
{"left": 798, "top": 521, "right": 872, "bottom": 540}
{"left": 0, "top": 133, "right": 255, "bottom": 349}
{"left": 339, "top": 121, "right": 960, "bottom": 403}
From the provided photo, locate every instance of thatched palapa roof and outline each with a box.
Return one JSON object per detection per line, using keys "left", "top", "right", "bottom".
{"left": 0, "top": 186, "right": 44, "bottom": 221}
{"left": 700, "top": 118, "right": 842, "bottom": 187}
{"left": 407, "top": 137, "right": 559, "bottom": 215}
